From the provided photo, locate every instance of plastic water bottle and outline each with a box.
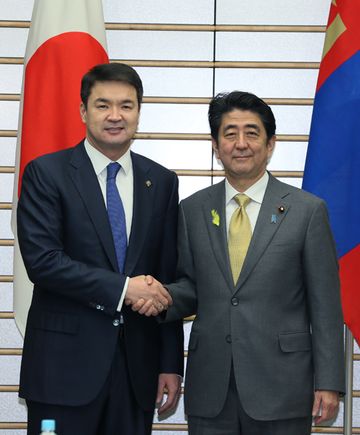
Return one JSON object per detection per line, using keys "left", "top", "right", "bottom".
{"left": 40, "top": 419, "right": 57, "bottom": 434}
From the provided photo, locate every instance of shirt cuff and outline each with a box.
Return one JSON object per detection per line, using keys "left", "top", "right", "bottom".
{"left": 117, "top": 276, "right": 129, "bottom": 312}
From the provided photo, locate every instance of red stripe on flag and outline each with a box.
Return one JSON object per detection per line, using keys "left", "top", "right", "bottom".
{"left": 19, "top": 31, "right": 108, "bottom": 193}
{"left": 317, "top": 0, "right": 360, "bottom": 90}
{"left": 340, "top": 245, "right": 360, "bottom": 344}
{"left": 317, "top": 32, "right": 360, "bottom": 91}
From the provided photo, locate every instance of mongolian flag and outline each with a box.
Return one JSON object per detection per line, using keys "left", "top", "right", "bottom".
{"left": 12, "top": 0, "right": 109, "bottom": 335}
{"left": 302, "top": 0, "right": 360, "bottom": 344}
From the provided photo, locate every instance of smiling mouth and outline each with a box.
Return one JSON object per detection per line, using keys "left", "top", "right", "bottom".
{"left": 105, "top": 127, "right": 124, "bottom": 133}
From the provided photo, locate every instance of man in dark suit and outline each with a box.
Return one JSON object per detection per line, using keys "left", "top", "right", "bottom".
{"left": 135, "top": 91, "right": 345, "bottom": 434}
{"left": 17, "top": 63, "right": 184, "bottom": 435}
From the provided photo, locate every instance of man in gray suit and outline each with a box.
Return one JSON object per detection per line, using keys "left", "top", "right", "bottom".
{"left": 131, "top": 91, "right": 345, "bottom": 434}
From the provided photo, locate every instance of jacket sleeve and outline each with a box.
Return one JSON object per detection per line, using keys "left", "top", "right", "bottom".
{"left": 156, "top": 173, "right": 184, "bottom": 375}
{"left": 17, "top": 158, "right": 125, "bottom": 316}
{"left": 166, "top": 201, "right": 198, "bottom": 322}
{"left": 302, "top": 199, "right": 345, "bottom": 393}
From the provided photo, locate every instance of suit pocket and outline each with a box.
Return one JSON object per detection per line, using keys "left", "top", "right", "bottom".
{"left": 29, "top": 311, "right": 79, "bottom": 335}
{"left": 278, "top": 331, "right": 312, "bottom": 352}
{"left": 188, "top": 333, "right": 199, "bottom": 351}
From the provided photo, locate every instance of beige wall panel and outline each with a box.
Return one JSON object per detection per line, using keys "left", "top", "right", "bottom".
{"left": 0, "top": 356, "right": 21, "bottom": 385}
{"left": 135, "top": 67, "right": 214, "bottom": 98}
{"left": 139, "top": 103, "right": 209, "bottom": 133}
{"left": 0, "top": 247, "right": 13, "bottom": 276}
{"left": 0, "top": 102, "right": 19, "bottom": 131}
{"left": 183, "top": 320, "right": 192, "bottom": 351}
{"left": 0, "top": 210, "right": 12, "bottom": 239}
{"left": 354, "top": 341, "right": 360, "bottom": 353}
{"left": 216, "top": 0, "right": 330, "bottom": 25}
{"left": 0, "top": 174, "right": 14, "bottom": 203}
{"left": 271, "top": 105, "right": 313, "bottom": 135}
{"left": 0, "top": 283, "right": 13, "bottom": 311}
{"left": 1, "top": 0, "right": 34, "bottom": 20}
{"left": 353, "top": 398, "right": 360, "bottom": 426}
{"left": 214, "top": 68, "right": 318, "bottom": 98}
{"left": 178, "top": 176, "right": 212, "bottom": 200}
{"left": 155, "top": 432, "right": 187, "bottom": 435}
{"left": 103, "top": 0, "right": 214, "bottom": 24}
{"left": 0, "top": 138, "right": 16, "bottom": 166}
{"left": 0, "top": 392, "right": 26, "bottom": 421}
{"left": 216, "top": 32, "right": 325, "bottom": 62}
{"left": 107, "top": 30, "right": 214, "bottom": 61}
{"left": 0, "top": 320, "right": 23, "bottom": 348}
{"left": 277, "top": 177, "right": 302, "bottom": 188}
{"left": 0, "top": 29, "right": 28, "bottom": 57}
{"left": 354, "top": 361, "right": 360, "bottom": 389}
{"left": 267, "top": 142, "right": 307, "bottom": 171}
{"left": 132, "top": 140, "right": 212, "bottom": 170}
{"left": 0, "top": 66, "right": 24, "bottom": 94}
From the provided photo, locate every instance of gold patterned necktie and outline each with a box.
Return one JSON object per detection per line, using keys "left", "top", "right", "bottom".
{"left": 228, "top": 193, "right": 252, "bottom": 284}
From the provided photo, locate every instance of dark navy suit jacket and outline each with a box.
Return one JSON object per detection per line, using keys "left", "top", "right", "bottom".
{"left": 17, "top": 141, "right": 184, "bottom": 410}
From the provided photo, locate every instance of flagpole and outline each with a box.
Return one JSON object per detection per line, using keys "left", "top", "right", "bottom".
{"left": 343, "top": 326, "right": 353, "bottom": 435}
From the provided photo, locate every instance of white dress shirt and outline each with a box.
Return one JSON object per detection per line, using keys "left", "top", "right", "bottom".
{"left": 84, "top": 139, "right": 132, "bottom": 311}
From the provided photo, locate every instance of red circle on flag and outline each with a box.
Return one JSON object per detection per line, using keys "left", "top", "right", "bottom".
{"left": 19, "top": 31, "right": 109, "bottom": 192}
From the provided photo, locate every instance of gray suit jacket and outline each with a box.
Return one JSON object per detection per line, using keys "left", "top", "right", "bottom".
{"left": 166, "top": 173, "right": 345, "bottom": 420}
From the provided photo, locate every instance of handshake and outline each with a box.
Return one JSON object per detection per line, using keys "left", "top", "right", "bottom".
{"left": 125, "top": 275, "right": 172, "bottom": 316}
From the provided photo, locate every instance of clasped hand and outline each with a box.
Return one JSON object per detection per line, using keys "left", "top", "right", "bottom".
{"left": 125, "top": 275, "right": 170, "bottom": 316}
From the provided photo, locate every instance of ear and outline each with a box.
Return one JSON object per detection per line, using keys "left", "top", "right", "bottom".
{"left": 79, "top": 103, "right": 87, "bottom": 124}
{"left": 267, "top": 135, "right": 276, "bottom": 158}
{"left": 212, "top": 138, "right": 220, "bottom": 159}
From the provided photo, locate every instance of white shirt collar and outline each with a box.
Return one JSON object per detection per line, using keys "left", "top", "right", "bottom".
{"left": 225, "top": 171, "right": 269, "bottom": 206}
{"left": 84, "top": 139, "right": 132, "bottom": 176}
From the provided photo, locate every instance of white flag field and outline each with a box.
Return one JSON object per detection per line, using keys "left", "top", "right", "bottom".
{"left": 12, "top": 0, "right": 109, "bottom": 335}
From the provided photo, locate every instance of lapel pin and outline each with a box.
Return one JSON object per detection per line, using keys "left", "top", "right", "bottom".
{"left": 278, "top": 205, "right": 285, "bottom": 213}
{"left": 271, "top": 214, "right": 277, "bottom": 224}
{"left": 145, "top": 180, "right": 152, "bottom": 188}
{"left": 211, "top": 209, "right": 220, "bottom": 227}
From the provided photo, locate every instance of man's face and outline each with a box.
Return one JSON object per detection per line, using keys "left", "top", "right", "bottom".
{"left": 212, "top": 109, "right": 275, "bottom": 189}
{"left": 80, "top": 81, "right": 140, "bottom": 159}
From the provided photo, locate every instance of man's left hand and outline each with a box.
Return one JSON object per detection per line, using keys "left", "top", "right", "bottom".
{"left": 312, "top": 390, "right": 340, "bottom": 424}
{"left": 156, "top": 373, "right": 182, "bottom": 416}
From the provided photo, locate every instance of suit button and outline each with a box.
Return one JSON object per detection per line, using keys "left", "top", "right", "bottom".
{"left": 231, "top": 297, "right": 239, "bottom": 306}
{"left": 113, "top": 319, "right": 120, "bottom": 327}
{"left": 226, "top": 335, "right": 232, "bottom": 343}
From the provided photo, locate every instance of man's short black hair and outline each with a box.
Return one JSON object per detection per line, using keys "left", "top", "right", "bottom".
{"left": 208, "top": 91, "right": 276, "bottom": 142}
{"left": 81, "top": 63, "right": 143, "bottom": 109}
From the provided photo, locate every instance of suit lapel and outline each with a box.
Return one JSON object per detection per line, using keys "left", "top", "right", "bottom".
{"left": 202, "top": 181, "right": 234, "bottom": 290}
{"left": 68, "top": 142, "right": 119, "bottom": 272}
{"left": 235, "top": 174, "right": 291, "bottom": 292}
{"left": 125, "top": 152, "right": 153, "bottom": 275}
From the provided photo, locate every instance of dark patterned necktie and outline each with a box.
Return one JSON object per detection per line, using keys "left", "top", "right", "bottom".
{"left": 106, "top": 162, "right": 127, "bottom": 273}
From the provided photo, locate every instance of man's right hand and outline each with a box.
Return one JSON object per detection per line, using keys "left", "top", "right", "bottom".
{"left": 125, "top": 275, "right": 172, "bottom": 316}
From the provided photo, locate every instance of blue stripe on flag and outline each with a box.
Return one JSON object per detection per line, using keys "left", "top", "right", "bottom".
{"left": 303, "top": 51, "right": 360, "bottom": 257}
